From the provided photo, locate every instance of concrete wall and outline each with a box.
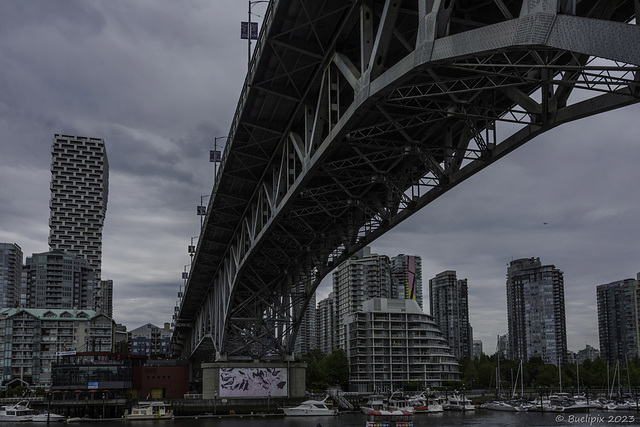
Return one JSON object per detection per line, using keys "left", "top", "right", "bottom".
{"left": 202, "top": 361, "right": 306, "bottom": 399}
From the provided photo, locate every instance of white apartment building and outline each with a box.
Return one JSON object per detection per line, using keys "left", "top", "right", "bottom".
{"left": 0, "top": 308, "right": 114, "bottom": 387}
{"left": 333, "top": 247, "right": 392, "bottom": 350}
{"left": 346, "top": 298, "right": 459, "bottom": 393}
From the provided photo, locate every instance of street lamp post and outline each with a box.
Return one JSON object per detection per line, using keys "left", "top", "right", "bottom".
{"left": 198, "top": 195, "right": 210, "bottom": 228}
{"left": 212, "top": 136, "right": 228, "bottom": 184}
{"left": 247, "top": 1, "right": 270, "bottom": 69}
{"left": 188, "top": 236, "right": 199, "bottom": 263}
{"left": 47, "top": 391, "right": 51, "bottom": 424}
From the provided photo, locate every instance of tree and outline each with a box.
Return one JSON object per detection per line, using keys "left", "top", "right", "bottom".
{"left": 300, "top": 349, "right": 327, "bottom": 392}
{"left": 320, "top": 349, "right": 349, "bottom": 390}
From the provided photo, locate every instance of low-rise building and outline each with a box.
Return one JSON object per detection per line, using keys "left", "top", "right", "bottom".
{"left": 0, "top": 307, "right": 114, "bottom": 388}
{"left": 51, "top": 352, "right": 189, "bottom": 400}
{"left": 131, "top": 359, "right": 190, "bottom": 399}
{"left": 346, "top": 298, "right": 459, "bottom": 393}
{"left": 129, "top": 323, "right": 171, "bottom": 357}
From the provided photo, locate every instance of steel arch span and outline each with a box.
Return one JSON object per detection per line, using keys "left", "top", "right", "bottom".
{"left": 171, "top": 0, "right": 640, "bottom": 362}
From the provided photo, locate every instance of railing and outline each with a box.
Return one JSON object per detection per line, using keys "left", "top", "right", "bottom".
{"left": 327, "top": 388, "right": 354, "bottom": 410}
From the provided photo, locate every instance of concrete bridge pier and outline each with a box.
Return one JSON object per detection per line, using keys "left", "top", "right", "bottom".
{"left": 202, "top": 360, "right": 306, "bottom": 400}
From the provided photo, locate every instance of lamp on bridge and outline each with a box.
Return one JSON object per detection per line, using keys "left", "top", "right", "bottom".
{"left": 188, "top": 236, "right": 199, "bottom": 262}
{"left": 210, "top": 136, "right": 228, "bottom": 184}
{"left": 242, "top": 1, "right": 271, "bottom": 69}
{"left": 198, "top": 194, "right": 210, "bottom": 228}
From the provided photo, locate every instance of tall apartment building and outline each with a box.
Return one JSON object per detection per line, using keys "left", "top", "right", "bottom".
{"left": 316, "top": 292, "right": 336, "bottom": 355}
{"left": 0, "top": 243, "right": 23, "bottom": 308}
{"left": 332, "top": 247, "right": 392, "bottom": 349}
{"left": 49, "top": 134, "right": 109, "bottom": 306}
{"left": 346, "top": 298, "right": 459, "bottom": 393}
{"left": 0, "top": 307, "right": 114, "bottom": 387}
{"left": 473, "top": 340, "right": 483, "bottom": 359}
{"left": 496, "top": 334, "right": 509, "bottom": 358}
{"left": 24, "top": 250, "right": 95, "bottom": 310}
{"left": 429, "top": 270, "right": 473, "bottom": 359}
{"left": 294, "top": 290, "right": 317, "bottom": 357}
{"left": 597, "top": 276, "right": 640, "bottom": 364}
{"left": 391, "top": 254, "right": 423, "bottom": 308}
{"left": 96, "top": 279, "right": 114, "bottom": 317}
{"left": 506, "top": 257, "right": 567, "bottom": 365}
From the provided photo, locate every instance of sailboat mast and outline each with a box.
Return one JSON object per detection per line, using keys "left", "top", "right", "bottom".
{"left": 558, "top": 357, "right": 562, "bottom": 393}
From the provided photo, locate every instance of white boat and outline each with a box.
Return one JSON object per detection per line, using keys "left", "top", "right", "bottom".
{"left": 32, "top": 411, "right": 67, "bottom": 422}
{"left": 446, "top": 393, "right": 475, "bottom": 411}
{"left": 410, "top": 391, "right": 444, "bottom": 413}
{"left": 282, "top": 397, "right": 338, "bottom": 416}
{"left": 606, "top": 400, "right": 635, "bottom": 410}
{"left": 361, "top": 394, "right": 386, "bottom": 414}
{"left": 125, "top": 401, "right": 173, "bottom": 419}
{"left": 0, "top": 400, "right": 36, "bottom": 422}
{"left": 482, "top": 400, "right": 525, "bottom": 412}
{"left": 386, "top": 391, "right": 415, "bottom": 413}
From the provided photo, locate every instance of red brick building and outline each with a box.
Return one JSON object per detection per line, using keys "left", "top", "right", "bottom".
{"left": 131, "top": 359, "right": 189, "bottom": 399}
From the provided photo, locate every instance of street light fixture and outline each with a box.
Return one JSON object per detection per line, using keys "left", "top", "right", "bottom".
{"left": 198, "top": 194, "right": 210, "bottom": 228}
{"left": 211, "top": 136, "right": 228, "bottom": 184}
{"left": 188, "top": 236, "right": 199, "bottom": 262}
{"left": 245, "top": 1, "right": 271, "bottom": 69}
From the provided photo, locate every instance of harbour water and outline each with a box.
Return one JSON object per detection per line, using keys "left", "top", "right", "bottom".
{"left": 2, "top": 411, "right": 639, "bottom": 427}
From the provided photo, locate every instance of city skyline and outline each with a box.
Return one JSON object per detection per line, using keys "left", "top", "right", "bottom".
{"left": 1, "top": 2, "right": 640, "bottom": 353}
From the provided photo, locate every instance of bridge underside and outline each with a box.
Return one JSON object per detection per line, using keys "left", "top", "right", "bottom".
{"left": 172, "top": 0, "right": 640, "bottom": 362}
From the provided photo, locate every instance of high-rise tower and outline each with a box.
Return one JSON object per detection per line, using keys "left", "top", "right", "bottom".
{"left": 597, "top": 276, "right": 640, "bottom": 364}
{"left": 0, "top": 243, "right": 23, "bottom": 309}
{"left": 25, "top": 250, "right": 95, "bottom": 310}
{"left": 316, "top": 292, "right": 336, "bottom": 355}
{"left": 391, "top": 254, "right": 423, "bottom": 308}
{"left": 429, "top": 270, "right": 473, "bottom": 359}
{"left": 506, "top": 257, "right": 567, "bottom": 365}
{"left": 332, "top": 247, "right": 392, "bottom": 349}
{"left": 49, "top": 134, "right": 108, "bottom": 307}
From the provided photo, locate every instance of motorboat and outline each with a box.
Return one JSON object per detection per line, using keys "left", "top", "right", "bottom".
{"left": 365, "top": 409, "right": 414, "bottom": 427}
{"left": 0, "top": 400, "right": 35, "bottom": 421}
{"left": 282, "top": 396, "right": 338, "bottom": 416}
{"left": 386, "top": 391, "right": 416, "bottom": 413}
{"left": 530, "top": 396, "right": 589, "bottom": 413}
{"left": 125, "top": 401, "right": 173, "bottom": 419}
{"left": 606, "top": 400, "right": 635, "bottom": 410}
{"left": 481, "top": 400, "right": 525, "bottom": 412}
{"left": 407, "top": 393, "right": 430, "bottom": 413}
{"left": 32, "top": 411, "right": 67, "bottom": 422}
{"left": 411, "top": 391, "right": 444, "bottom": 413}
{"left": 446, "top": 393, "right": 475, "bottom": 411}
{"left": 361, "top": 394, "right": 386, "bottom": 414}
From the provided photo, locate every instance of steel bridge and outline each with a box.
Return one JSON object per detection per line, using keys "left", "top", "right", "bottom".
{"left": 171, "top": 0, "right": 640, "bottom": 362}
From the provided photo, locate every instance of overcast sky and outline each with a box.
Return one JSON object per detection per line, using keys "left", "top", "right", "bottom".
{"left": 0, "top": 1, "right": 638, "bottom": 354}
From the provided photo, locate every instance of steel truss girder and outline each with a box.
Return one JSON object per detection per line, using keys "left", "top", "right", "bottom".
{"left": 173, "top": 0, "right": 640, "bottom": 362}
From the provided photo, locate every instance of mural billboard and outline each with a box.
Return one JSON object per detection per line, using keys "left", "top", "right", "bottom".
{"left": 219, "top": 367, "right": 288, "bottom": 397}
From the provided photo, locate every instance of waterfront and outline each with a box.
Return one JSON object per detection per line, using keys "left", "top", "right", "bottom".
{"left": 2, "top": 411, "right": 640, "bottom": 427}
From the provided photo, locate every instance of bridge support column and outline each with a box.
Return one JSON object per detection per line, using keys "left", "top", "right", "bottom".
{"left": 202, "top": 361, "right": 307, "bottom": 400}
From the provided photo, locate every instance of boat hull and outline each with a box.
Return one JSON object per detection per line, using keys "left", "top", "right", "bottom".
{"left": 282, "top": 408, "right": 337, "bottom": 416}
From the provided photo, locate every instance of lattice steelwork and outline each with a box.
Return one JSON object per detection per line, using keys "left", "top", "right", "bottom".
{"left": 172, "top": 0, "right": 640, "bottom": 362}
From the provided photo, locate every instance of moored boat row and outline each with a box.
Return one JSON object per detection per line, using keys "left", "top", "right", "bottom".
{"left": 0, "top": 400, "right": 67, "bottom": 422}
